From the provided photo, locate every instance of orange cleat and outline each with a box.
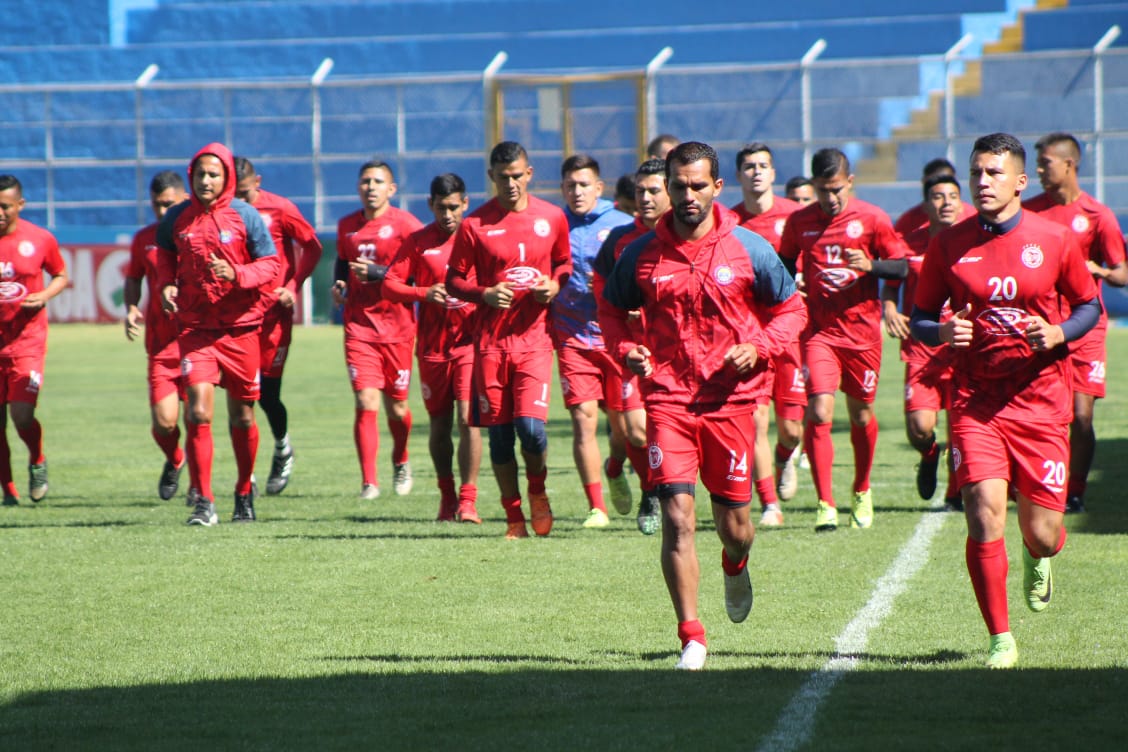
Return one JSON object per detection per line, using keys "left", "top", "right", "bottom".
{"left": 457, "top": 500, "right": 482, "bottom": 524}
{"left": 529, "top": 492, "right": 553, "bottom": 536}
{"left": 505, "top": 520, "right": 529, "bottom": 539}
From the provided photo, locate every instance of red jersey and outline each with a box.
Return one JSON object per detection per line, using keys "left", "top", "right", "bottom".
{"left": 894, "top": 200, "right": 975, "bottom": 236}
{"left": 248, "top": 188, "right": 322, "bottom": 305}
{"left": 336, "top": 205, "right": 423, "bottom": 344}
{"left": 383, "top": 222, "right": 476, "bottom": 362}
{"left": 446, "top": 195, "right": 572, "bottom": 354}
{"left": 731, "top": 196, "right": 802, "bottom": 251}
{"left": 779, "top": 197, "right": 908, "bottom": 349}
{"left": 888, "top": 224, "right": 954, "bottom": 364}
{"left": 126, "top": 222, "right": 179, "bottom": 355}
{"left": 0, "top": 220, "right": 64, "bottom": 357}
{"left": 915, "top": 211, "right": 1098, "bottom": 423}
{"left": 592, "top": 217, "right": 651, "bottom": 343}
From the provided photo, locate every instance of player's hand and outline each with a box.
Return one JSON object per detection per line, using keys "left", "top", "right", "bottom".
{"left": 532, "top": 274, "right": 559, "bottom": 304}
{"left": 1086, "top": 259, "right": 1107, "bottom": 279}
{"left": 724, "top": 343, "right": 759, "bottom": 374}
{"left": 884, "top": 304, "right": 910, "bottom": 340}
{"left": 348, "top": 259, "right": 371, "bottom": 279}
{"left": 274, "top": 287, "right": 296, "bottom": 308}
{"left": 844, "top": 248, "right": 872, "bottom": 273}
{"left": 424, "top": 283, "right": 448, "bottom": 305}
{"left": 940, "top": 303, "right": 973, "bottom": 348}
{"left": 1024, "top": 315, "right": 1064, "bottom": 352}
{"left": 330, "top": 280, "right": 347, "bottom": 306}
{"left": 483, "top": 281, "right": 515, "bottom": 309}
{"left": 624, "top": 345, "right": 654, "bottom": 378}
{"left": 125, "top": 307, "right": 143, "bottom": 341}
{"left": 161, "top": 285, "right": 179, "bottom": 313}
{"left": 20, "top": 291, "right": 48, "bottom": 311}
{"left": 627, "top": 309, "right": 642, "bottom": 323}
{"left": 208, "top": 253, "right": 235, "bottom": 281}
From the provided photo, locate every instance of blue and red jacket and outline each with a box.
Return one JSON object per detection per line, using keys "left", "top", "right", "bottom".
{"left": 156, "top": 142, "right": 279, "bottom": 330}
{"left": 600, "top": 204, "right": 805, "bottom": 412}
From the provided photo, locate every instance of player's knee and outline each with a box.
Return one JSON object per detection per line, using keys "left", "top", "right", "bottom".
{"left": 488, "top": 424, "right": 516, "bottom": 465}
{"left": 514, "top": 416, "right": 547, "bottom": 455}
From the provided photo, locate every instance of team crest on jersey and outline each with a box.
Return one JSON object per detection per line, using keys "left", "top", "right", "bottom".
{"left": 976, "top": 306, "right": 1027, "bottom": 337}
{"left": 774, "top": 218, "right": 786, "bottom": 237}
{"left": 420, "top": 382, "right": 432, "bottom": 401}
{"left": 816, "top": 267, "right": 860, "bottom": 290}
{"left": 0, "top": 281, "right": 27, "bottom": 303}
{"left": 648, "top": 444, "right": 663, "bottom": 470}
{"left": 219, "top": 230, "right": 233, "bottom": 244}
{"left": 181, "top": 357, "right": 193, "bottom": 376}
{"left": 1071, "top": 214, "right": 1090, "bottom": 234}
{"left": 1021, "top": 244, "right": 1044, "bottom": 269}
{"left": 904, "top": 384, "right": 913, "bottom": 401}
{"left": 533, "top": 218, "right": 551, "bottom": 238}
{"left": 378, "top": 225, "right": 394, "bottom": 239}
{"left": 598, "top": 229, "right": 611, "bottom": 243}
{"left": 713, "top": 265, "right": 735, "bottom": 286}
{"left": 259, "top": 213, "right": 273, "bottom": 228}
{"left": 560, "top": 376, "right": 571, "bottom": 396}
{"left": 951, "top": 446, "right": 962, "bottom": 471}
{"left": 621, "top": 381, "right": 634, "bottom": 401}
{"left": 18, "top": 241, "right": 35, "bottom": 257}
{"left": 504, "top": 266, "right": 540, "bottom": 290}
{"left": 27, "top": 370, "right": 42, "bottom": 394}
{"left": 478, "top": 394, "right": 491, "bottom": 415}
{"left": 846, "top": 220, "right": 864, "bottom": 239}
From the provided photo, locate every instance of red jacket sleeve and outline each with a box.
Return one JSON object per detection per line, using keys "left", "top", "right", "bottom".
{"left": 280, "top": 204, "right": 323, "bottom": 294}
{"left": 381, "top": 234, "right": 428, "bottom": 304}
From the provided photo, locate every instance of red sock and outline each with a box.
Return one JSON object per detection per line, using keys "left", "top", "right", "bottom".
{"left": 755, "top": 476, "right": 778, "bottom": 507}
{"left": 437, "top": 475, "right": 457, "bottom": 503}
{"left": 354, "top": 409, "right": 378, "bottom": 485}
{"left": 584, "top": 482, "right": 607, "bottom": 512}
{"left": 501, "top": 494, "right": 524, "bottom": 522}
{"left": 186, "top": 421, "right": 214, "bottom": 500}
{"left": 16, "top": 419, "right": 43, "bottom": 465}
{"left": 152, "top": 426, "right": 183, "bottom": 466}
{"left": 458, "top": 483, "right": 478, "bottom": 503}
{"left": 605, "top": 455, "right": 624, "bottom": 477}
{"left": 625, "top": 442, "right": 650, "bottom": 489}
{"left": 804, "top": 420, "right": 835, "bottom": 505}
{"left": 389, "top": 410, "right": 411, "bottom": 466}
{"left": 0, "top": 431, "right": 12, "bottom": 491}
{"left": 721, "top": 548, "right": 748, "bottom": 575}
{"left": 1067, "top": 477, "right": 1086, "bottom": 498}
{"left": 677, "top": 619, "right": 706, "bottom": 648}
{"left": 966, "top": 537, "right": 1009, "bottom": 635}
{"left": 229, "top": 423, "right": 258, "bottom": 495}
{"left": 850, "top": 417, "right": 878, "bottom": 494}
{"left": 527, "top": 469, "right": 547, "bottom": 495}
{"left": 774, "top": 442, "right": 795, "bottom": 465}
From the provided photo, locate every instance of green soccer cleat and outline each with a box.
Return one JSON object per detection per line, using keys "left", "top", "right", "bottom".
{"left": 986, "top": 631, "right": 1018, "bottom": 669}
{"left": 850, "top": 489, "right": 874, "bottom": 529}
{"left": 1023, "top": 547, "right": 1053, "bottom": 613}
{"left": 604, "top": 459, "right": 633, "bottom": 515}
{"left": 815, "top": 500, "right": 838, "bottom": 532}
{"left": 28, "top": 460, "right": 48, "bottom": 503}
{"left": 582, "top": 507, "right": 610, "bottom": 529}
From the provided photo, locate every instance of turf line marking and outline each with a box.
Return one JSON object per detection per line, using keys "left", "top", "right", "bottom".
{"left": 756, "top": 506, "right": 949, "bottom": 752}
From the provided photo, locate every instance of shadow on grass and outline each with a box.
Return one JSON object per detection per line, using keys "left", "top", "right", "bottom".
{"left": 1074, "top": 437, "right": 1128, "bottom": 536}
{"left": 2, "top": 664, "right": 1125, "bottom": 751}
{"left": 0, "top": 519, "right": 138, "bottom": 529}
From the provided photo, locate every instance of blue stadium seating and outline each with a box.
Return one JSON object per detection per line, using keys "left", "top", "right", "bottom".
{"left": 1023, "top": 6, "right": 1128, "bottom": 52}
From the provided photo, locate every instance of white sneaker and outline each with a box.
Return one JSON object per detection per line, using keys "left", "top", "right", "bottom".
{"left": 776, "top": 449, "right": 799, "bottom": 501}
{"left": 675, "top": 639, "right": 707, "bottom": 671}
{"left": 724, "top": 567, "right": 754, "bottom": 623}
{"left": 393, "top": 462, "right": 413, "bottom": 496}
{"left": 759, "top": 504, "right": 784, "bottom": 527}
{"left": 359, "top": 483, "right": 380, "bottom": 500}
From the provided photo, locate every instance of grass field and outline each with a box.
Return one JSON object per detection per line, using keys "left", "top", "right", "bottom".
{"left": 2, "top": 324, "right": 1127, "bottom": 751}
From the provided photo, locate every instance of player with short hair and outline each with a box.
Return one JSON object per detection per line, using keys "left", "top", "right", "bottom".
{"left": 647, "top": 134, "right": 680, "bottom": 161}
{"left": 882, "top": 173, "right": 965, "bottom": 509}
{"left": 601, "top": 141, "right": 806, "bottom": 670}
{"left": 894, "top": 158, "right": 975, "bottom": 236}
{"left": 554, "top": 154, "right": 634, "bottom": 529}
{"left": 124, "top": 170, "right": 190, "bottom": 501}
{"left": 614, "top": 173, "right": 638, "bottom": 216}
{"left": 1023, "top": 132, "right": 1127, "bottom": 514}
{"left": 445, "top": 141, "right": 572, "bottom": 539}
{"left": 785, "top": 176, "right": 816, "bottom": 207}
{"left": 233, "top": 157, "right": 323, "bottom": 496}
{"left": 382, "top": 173, "right": 483, "bottom": 524}
{"left": 911, "top": 132, "right": 1099, "bottom": 669}
{"left": 731, "top": 142, "right": 805, "bottom": 527}
{"left": 0, "top": 174, "right": 67, "bottom": 506}
{"left": 779, "top": 148, "right": 909, "bottom": 532}
{"left": 332, "top": 160, "right": 423, "bottom": 500}
{"left": 157, "top": 143, "right": 281, "bottom": 525}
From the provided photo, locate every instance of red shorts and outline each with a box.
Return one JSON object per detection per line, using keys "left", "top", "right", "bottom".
{"left": 1069, "top": 331, "right": 1105, "bottom": 398}
{"left": 179, "top": 326, "right": 262, "bottom": 402}
{"left": 0, "top": 352, "right": 45, "bottom": 407}
{"left": 803, "top": 338, "right": 882, "bottom": 404}
{"left": 344, "top": 337, "right": 413, "bottom": 399}
{"left": 259, "top": 308, "right": 293, "bottom": 379}
{"left": 646, "top": 404, "right": 756, "bottom": 502}
{"left": 148, "top": 339, "right": 184, "bottom": 405}
{"left": 557, "top": 346, "right": 644, "bottom": 411}
{"left": 950, "top": 413, "right": 1069, "bottom": 512}
{"left": 903, "top": 356, "right": 952, "bottom": 413}
{"left": 419, "top": 348, "right": 473, "bottom": 416}
{"left": 772, "top": 341, "right": 807, "bottom": 420}
{"left": 472, "top": 348, "right": 553, "bottom": 426}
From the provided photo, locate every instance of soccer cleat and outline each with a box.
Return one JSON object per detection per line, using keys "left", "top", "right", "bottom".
{"left": 185, "top": 487, "right": 201, "bottom": 508}
{"left": 944, "top": 495, "right": 964, "bottom": 512}
{"left": 456, "top": 500, "right": 481, "bottom": 524}
{"left": 529, "top": 492, "right": 553, "bottom": 536}
{"left": 915, "top": 449, "right": 940, "bottom": 500}
{"left": 359, "top": 483, "right": 381, "bottom": 500}
{"left": 798, "top": 451, "right": 810, "bottom": 470}
{"left": 985, "top": 632, "right": 1018, "bottom": 669}
{"left": 582, "top": 507, "right": 610, "bottom": 529}
{"left": 436, "top": 497, "right": 457, "bottom": 522}
{"left": 187, "top": 497, "right": 218, "bottom": 526}
{"left": 604, "top": 459, "right": 633, "bottom": 515}
{"left": 776, "top": 450, "right": 799, "bottom": 501}
{"left": 815, "top": 501, "right": 838, "bottom": 532}
{"left": 1022, "top": 547, "right": 1053, "bottom": 613}
{"left": 850, "top": 489, "right": 874, "bottom": 529}
{"left": 3, "top": 493, "right": 18, "bottom": 506}
{"left": 759, "top": 503, "right": 784, "bottom": 528}
{"left": 724, "top": 567, "right": 754, "bottom": 623}
{"left": 231, "top": 491, "right": 256, "bottom": 522}
{"left": 636, "top": 493, "right": 661, "bottom": 535}
{"left": 505, "top": 520, "right": 529, "bottom": 539}
{"left": 28, "top": 460, "right": 48, "bottom": 503}
{"left": 675, "top": 640, "right": 707, "bottom": 671}
{"left": 1065, "top": 495, "right": 1086, "bottom": 514}
{"left": 158, "top": 457, "right": 185, "bottom": 501}
{"left": 265, "top": 447, "right": 294, "bottom": 495}
{"left": 393, "top": 462, "right": 413, "bottom": 496}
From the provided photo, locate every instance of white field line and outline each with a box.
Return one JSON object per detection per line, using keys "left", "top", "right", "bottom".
{"left": 756, "top": 507, "right": 950, "bottom": 752}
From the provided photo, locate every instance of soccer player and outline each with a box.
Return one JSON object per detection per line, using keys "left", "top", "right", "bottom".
{"left": 779, "top": 148, "right": 909, "bottom": 532}
{"left": 156, "top": 143, "right": 280, "bottom": 525}
{"left": 593, "top": 157, "right": 670, "bottom": 536}
{"left": 601, "top": 141, "right": 806, "bottom": 670}
{"left": 731, "top": 143, "right": 805, "bottom": 526}
{"left": 647, "top": 134, "right": 680, "bottom": 161}
{"left": 445, "top": 141, "right": 572, "bottom": 539}
{"left": 382, "top": 173, "right": 483, "bottom": 524}
{"left": 911, "top": 132, "right": 1099, "bottom": 669}
{"left": 333, "top": 160, "right": 423, "bottom": 499}
{"left": 785, "top": 176, "right": 816, "bottom": 207}
{"left": 233, "top": 157, "right": 323, "bottom": 496}
{"left": 1023, "top": 132, "right": 1127, "bottom": 513}
{"left": 124, "top": 170, "right": 189, "bottom": 501}
{"left": 882, "top": 173, "right": 964, "bottom": 509}
{"left": 0, "top": 175, "right": 67, "bottom": 506}
{"left": 554, "top": 154, "right": 634, "bottom": 529}
{"left": 614, "top": 173, "right": 638, "bottom": 216}
{"left": 894, "top": 158, "right": 975, "bottom": 236}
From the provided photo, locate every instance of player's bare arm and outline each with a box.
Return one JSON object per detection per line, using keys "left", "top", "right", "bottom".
{"left": 723, "top": 343, "right": 759, "bottom": 374}
{"left": 21, "top": 270, "right": 68, "bottom": 311}
{"left": 531, "top": 274, "right": 559, "bottom": 304}
{"left": 123, "top": 276, "right": 144, "bottom": 341}
{"left": 624, "top": 345, "right": 654, "bottom": 377}
{"left": 882, "top": 298, "right": 910, "bottom": 339}
{"left": 1088, "top": 259, "right": 1128, "bottom": 287}
{"left": 482, "top": 281, "right": 514, "bottom": 309}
